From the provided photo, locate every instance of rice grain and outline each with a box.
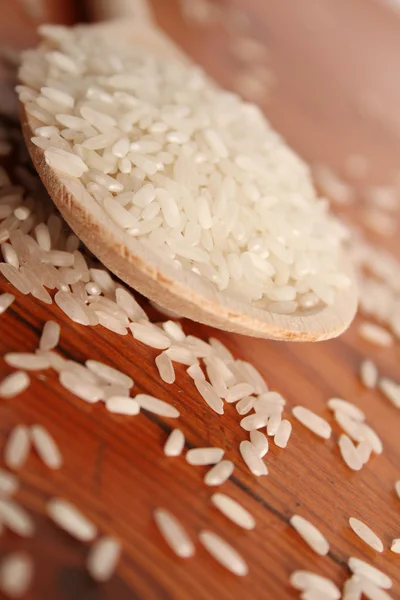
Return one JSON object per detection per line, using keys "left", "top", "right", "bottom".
{"left": 0, "top": 552, "right": 33, "bottom": 598}
{"left": 199, "top": 530, "right": 248, "bottom": 576}
{"left": 87, "top": 537, "right": 121, "bottom": 582}
{"left": 211, "top": 493, "right": 255, "bottom": 530}
{"left": 31, "top": 424, "right": 63, "bottom": 469}
{"left": 0, "top": 371, "right": 30, "bottom": 398}
{"left": 164, "top": 429, "right": 185, "bottom": 457}
{"left": 290, "top": 515, "right": 330, "bottom": 556}
{"left": 349, "top": 518, "right": 384, "bottom": 552}
{"left": 186, "top": 447, "right": 224, "bottom": 466}
{"left": 292, "top": 406, "right": 331, "bottom": 439}
{"left": 348, "top": 557, "right": 392, "bottom": 589}
{"left": 4, "top": 426, "right": 30, "bottom": 470}
{"left": 239, "top": 441, "right": 268, "bottom": 476}
{"left": 135, "top": 394, "right": 179, "bottom": 418}
{"left": 154, "top": 508, "right": 195, "bottom": 558}
{"left": 47, "top": 497, "right": 97, "bottom": 542}
{"left": 204, "top": 460, "right": 234, "bottom": 486}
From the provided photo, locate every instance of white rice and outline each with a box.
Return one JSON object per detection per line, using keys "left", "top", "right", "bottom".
{"left": 359, "top": 578, "right": 394, "bottom": 600}
{"left": 54, "top": 291, "right": 92, "bottom": 326}
{"left": 135, "top": 394, "right": 180, "bottom": 418}
{"left": 87, "top": 537, "right": 121, "bottom": 582}
{"left": 154, "top": 508, "right": 195, "bottom": 558}
{"left": 391, "top": 538, "right": 400, "bottom": 554}
{"left": 290, "top": 515, "right": 329, "bottom": 556}
{"left": 342, "top": 576, "right": 362, "bottom": 600}
{"left": 59, "top": 371, "right": 104, "bottom": 403}
{"left": 211, "top": 493, "right": 255, "bottom": 530}
{"left": 194, "top": 379, "right": 224, "bottom": 414}
{"left": 240, "top": 413, "right": 269, "bottom": 431}
{"left": 0, "top": 292, "right": 15, "bottom": 314}
{"left": 199, "top": 530, "right": 248, "bottom": 576}
{"left": 155, "top": 352, "right": 175, "bottom": 384}
{"left": 0, "top": 552, "right": 34, "bottom": 598}
{"left": 266, "top": 410, "right": 282, "bottom": 436}
{"left": 164, "top": 429, "right": 185, "bottom": 457}
{"left": 166, "top": 345, "right": 197, "bottom": 365}
{"left": 30, "top": 424, "right": 63, "bottom": 469}
{"left": 348, "top": 557, "right": 392, "bottom": 590}
{"left": 378, "top": 378, "right": 400, "bottom": 409}
{"left": 239, "top": 441, "right": 268, "bottom": 476}
{"left": 0, "top": 371, "right": 30, "bottom": 398}
{"left": 186, "top": 363, "right": 205, "bottom": 381}
{"left": 204, "top": 460, "right": 234, "bottom": 486}
{"left": 236, "top": 396, "right": 255, "bottom": 415}
{"left": 395, "top": 480, "right": 400, "bottom": 500}
{"left": 360, "top": 360, "right": 378, "bottom": 389}
{"left": 4, "top": 352, "right": 50, "bottom": 371}
{"left": 357, "top": 440, "right": 373, "bottom": 465}
{"left": 47, "top": 497, "right": 97, "bottom": 542}
{"left": 334, "top": 410, "right": 364, "bottom": 442}
{"left": 162, "top": 320, "right": 186, "bottom": 342}
{"left": 39, "top": 320, "right": 61, "bottom": 351}
{"left": 274, "top": 419, "right": 292, "bottom": 448}
{"left": 292, "top": 406, "right": 332, "bottom": 439}
{"left": 0, "top": 468, "right": 19, "bottom": 496}
{"left": 249, "top": 430, "right": 269, "bottom": 457}
{"left": 289, "top": 570, "right": 341, "bottom": 599}
{"left": 0, "top": 263, "right": 31, "bottom": 295}
{"left": 0, "top": 498, "right": 35, "bottom": 537}
{"left": 359, "top": 424, "right": 383, "bottom": 455}
{"left": 186, "top": 447, "right": 224, "bottom": 466}
{"left": 4, "top": 425, "right": 31, "bottom": 470}
{"left": 130, "top": 323, "right": 171, "bottom": 350}
{"left": 359, "top": 323, "right": 393, "bottom": 346}
{"left": 19, "top": 24, "right": 349, "bottom": 311}
{"left": 338, "top": 435, "right": 363, "bottom": 471}
{"left": 348, "top": 518, "right": 384, "bottom": 552}
{"left": 327, "top": 398, "right": 365, "bottom": 421}
{"left": 85, "top": 359, "right": 133, "bottom": 388}
{"left": 105, "top": 396, "right": 140, "bottom": 415}
{"left": 225, "top": 383, "right": 254, "bottom": 403}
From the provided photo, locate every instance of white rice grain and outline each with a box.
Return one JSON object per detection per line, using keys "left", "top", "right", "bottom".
{"left": 266, "top": 410, "right": 282, "bottom": 436}
{"left": 155, "top": 353, "right": 175, "bottom": 384}
{"left": 164, "top": 429, "right": 185, "bottom": 457}
{"left": 130, "top": 322, "right": 171, "bottom": 349}
{"left": 274, "top": 419, "right": 292, "bottom": 448}
{"left": 0, "top": 498, "right": 35, "bottom": 537}
{"left": 338, "top": 435, "right": 363, "bottom": 471}
{"left": 30, "top": 424, "right": 63, "bottom": 469}
{"left": 154, "top": 508, "right": 195, "bottom": 558}
{"left": 236, "top": 396, "right": 255, "bottom": 415}
{"left": 211, "top": 493, "right": 255, "bottom": 530}
{"left": 135, "top": 394, "right": 180, "bottom": 418}
{"left": 0, "top": 468, "right": 19, "bottom": 496}
{"left": 249, "top": 430, "right": 269, "bottom": 457}
{"left": 239, "top": 441, "right": 268, "bottom": 476}
{"left": 186, "top": 447, "right": 224, "bottom": 466}
{"left": 199, "top": 530, "right": 248, "bottom": 576}
{"left": 327, "top": 398, "right": 365, "bottom": 421}
{"left": 240, "top": 413, "right": 269, "bottom": 431}
{"left": 87, "top": 537, "right": 121, "bottom": 582}
{"left": 85, "top": 360, "right": 133, "bottom": 389}
{"left": 186, "top": 363, "right": 205, "bottom": 381}
{"left": 4, "top": 426, "right": 30, "bottom": 470}
{"left": 194, "top": 379, "right": 224, "bottom": 414}
{"left": 391, "top": 538, "right": 400, "bottom": 554}
{"left": 292, "top": 406, "right": 331, "bottom": 439}
{"left": 360, "top": 360, "right": 378, "bottom": 389}
{"left": 47, "top": 497, "right": 97, "bottom": 542}
{"left": 105, "top": 397, "right": 140, "bottom": 415}
{"left": 379, "top": 378, "right": 400, "bottom": 409}
{"left": 290, "top": 570, "right": 341, "bottom": 599}
{"left": 0, "top": 293, "right": 15, "bottom": 314}
{"left": 204, "top": 460, "right": 234, "bottom": 486}
{"left": 0, "top": 552, "right": 33, "bottom": 598}
{"left": 39, "top": 320, "right": 60, "bottom": 351}
{"left": 225, "top": 383, "right": 254, "bottom": 403}
{"left": 59, "top": 371, "right": 104, "bottom": 403}
{"left": 359, "top": 323, "right": 393, "bottom": 346}
{"left": 359, "top": 578, "right": 394, "bottom": 600}
{"left": 348, "top": 557, "right": 392, "bottom": 589}
{"left": 4, "top": 352, "right": 50, "bottom": 371}
{"left": 349, "top": 518, "right": 384, "bottom": 552}
{"left": 290, "top": 515, "right": 330, "bottom": 556}
{"left": 0, "top": 371, "right": 30, "bottom": 398}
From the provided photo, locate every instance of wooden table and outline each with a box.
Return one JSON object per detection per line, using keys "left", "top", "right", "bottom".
{"left": 1, "top": 1, "right": 400, "bottom": 598}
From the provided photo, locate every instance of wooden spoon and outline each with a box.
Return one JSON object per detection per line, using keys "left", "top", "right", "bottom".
{"left": 20, "top": 16, "right": 358, "bottom": 341}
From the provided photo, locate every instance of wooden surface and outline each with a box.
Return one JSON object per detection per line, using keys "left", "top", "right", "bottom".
{"left": 1, "top": 1, "right": 400, "bottom": 598}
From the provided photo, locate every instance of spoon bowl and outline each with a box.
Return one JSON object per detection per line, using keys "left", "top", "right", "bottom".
{"left": 20, "top": 18, "right": 358, "bottom": 341}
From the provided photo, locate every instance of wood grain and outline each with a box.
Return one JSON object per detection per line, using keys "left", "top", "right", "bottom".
{"left": 1, "top": 1, "right": 400, "bottom": 599}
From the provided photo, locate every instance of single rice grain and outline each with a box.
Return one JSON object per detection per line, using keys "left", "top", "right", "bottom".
{"left": 154, "top": 508, "right": 195, "bottom": 558}
{"left": 164, "top": 429, "right": 185, "bottom": 457}
{"left": 87, "top": 537, "right": 121, "bottom": 582}
{"left": 47, "top": 497, "right": 97, "bottom": 542}
{"left": 211, "top": 493, "right": 255, "bottom": 530}
{"left": 349, "top": 518, "right": 384, "bottom": 552}
{"left": 290, "top": 515, "right": 330, "bottom": 556}
{"left": 199, "top": 530, "right": 248, "bottom": 576}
